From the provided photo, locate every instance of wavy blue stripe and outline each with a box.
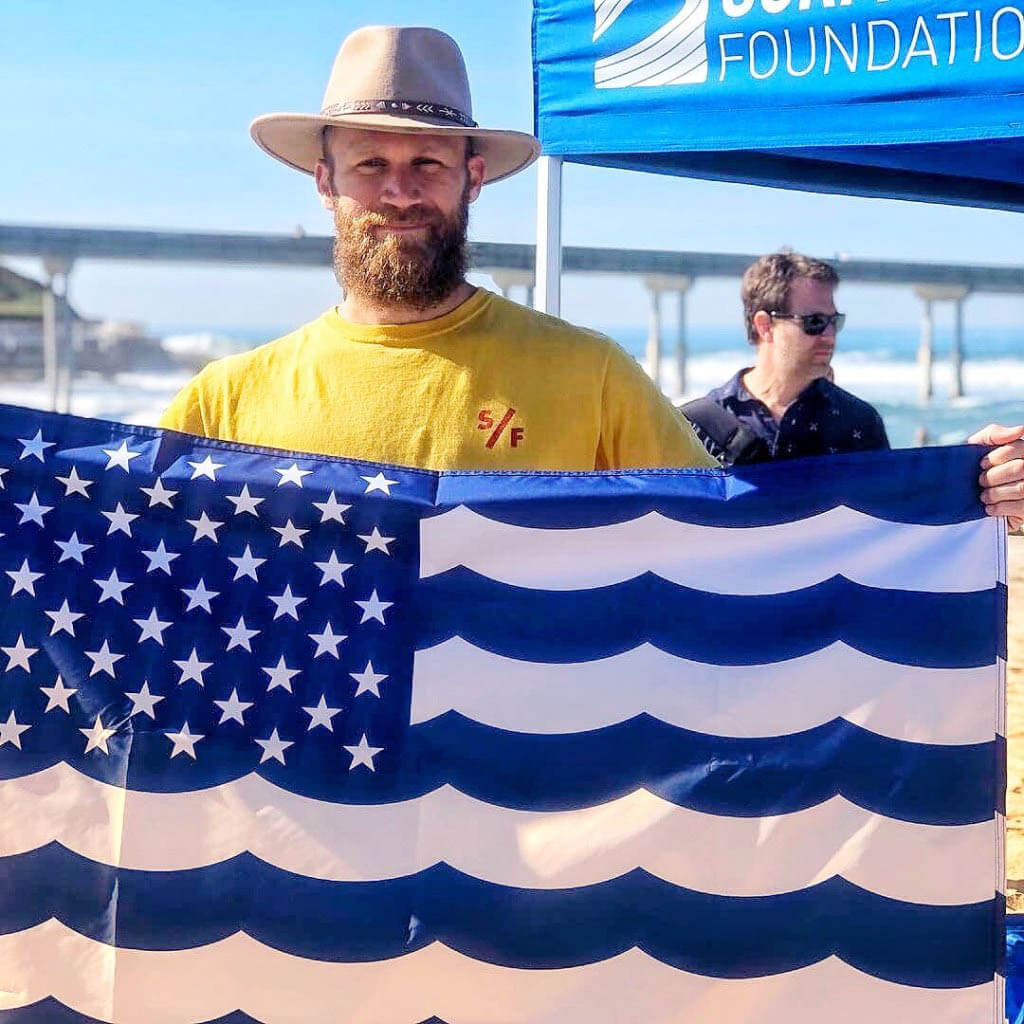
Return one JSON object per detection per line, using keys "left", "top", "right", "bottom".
{"left": 414, "top": 572, "right": 1004, "bottom": 667}
{"left": 0, "top": 716, "right": 996, "bottom": 822}
{"left": 0, "top": 848, "right": 997, "bottom": 986}
{"left": 0, "top": 1001, "right": 262, "bottom": 1024}
{"left": 405, "top": 714, "right": 998, "bottom": 823}
{"left": 430, "top": 445, "right": 987, "bottom": 526}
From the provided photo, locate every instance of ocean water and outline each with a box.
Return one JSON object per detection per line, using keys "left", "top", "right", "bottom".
{"left": 1, "top": 324, "right": 1021, "bottom": 451}
{"left": 610, "top": 325, "right": 1024, "bottom": 449}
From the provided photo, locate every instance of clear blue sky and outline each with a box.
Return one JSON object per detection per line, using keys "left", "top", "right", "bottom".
{"left": 2, "top": 0, "right": 1021, "bottom": 336}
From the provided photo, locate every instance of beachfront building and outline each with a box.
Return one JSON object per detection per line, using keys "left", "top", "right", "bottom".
{"left": 0, "top": 263, "right": 168, "bottom": 376}
{"left": 0, "top": 264, "right": 88, "bottom": 373}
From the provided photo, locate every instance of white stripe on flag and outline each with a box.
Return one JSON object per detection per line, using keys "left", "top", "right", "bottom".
{"left": 0, "top": 923, "right": 994, "bottom": 1024}
{"left": 412, "top": 638, "right": 1000, "bottom": 744}
{"left": 418, "top": 506, "right": 999, "bottom": 593}
{"left": 0, "top": 764, "right": 995, "bottom": 903}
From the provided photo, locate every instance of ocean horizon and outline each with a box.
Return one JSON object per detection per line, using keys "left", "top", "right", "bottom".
{"left": 1, "top": 323, "right": 1022, "bottom": 450}
{"left": 148, "top": 322, "right": 1024, "bottom": 449}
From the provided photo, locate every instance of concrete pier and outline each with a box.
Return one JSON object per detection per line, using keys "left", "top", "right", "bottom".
{"left": 914, "top": 284, "right": 971, "bottom": 403}
{"left": 2, "top": 223, "right": 1022, "bottom": 410}
{"left": 643, "top": 274, "right": 692, "bottom": 394}
{"left": 41, "top": 257, "right": 73, "bottom": 413}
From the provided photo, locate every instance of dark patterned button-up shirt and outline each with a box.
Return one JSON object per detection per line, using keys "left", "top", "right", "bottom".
{"left": 703, "top": 369, "right": 889, "bottom": 465}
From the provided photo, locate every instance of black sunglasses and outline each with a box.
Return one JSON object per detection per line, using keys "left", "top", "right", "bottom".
{"left": 769, "top": 311, "right": 846, "bottom": 336}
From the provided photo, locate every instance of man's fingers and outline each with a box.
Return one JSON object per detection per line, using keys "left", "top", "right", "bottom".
{"left": 968, "top": 422, "right": 1024, "bottom": 448}
{"left": 979, "top": 457, "right": 1024, "bottom": 488}
{"left": 980, "top": 480, "right": 1024, "bottom": 507}
{"left": 983, "top": 501, "right": 1024, "bottom": 528}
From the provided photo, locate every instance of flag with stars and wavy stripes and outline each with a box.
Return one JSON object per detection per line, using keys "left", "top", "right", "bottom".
{"left": 0, "top": 402, "right": 1006, "bottom": 1023}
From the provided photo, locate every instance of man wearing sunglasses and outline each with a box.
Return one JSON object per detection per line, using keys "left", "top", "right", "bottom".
{"left": 683, "top": 250, "right": 887, "bottom": 466}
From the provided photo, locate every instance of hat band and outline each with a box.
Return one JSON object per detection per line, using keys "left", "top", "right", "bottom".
{"left": 321, "top": 99, "right": 477, "bottom": 128}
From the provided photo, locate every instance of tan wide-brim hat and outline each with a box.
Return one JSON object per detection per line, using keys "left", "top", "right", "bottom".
{"left": 251, "top": 26, "right": 541, "bottom": 185}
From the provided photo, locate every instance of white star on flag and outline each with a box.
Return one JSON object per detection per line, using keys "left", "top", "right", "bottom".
{"left": 0, "top": 711, "right": 30, "bottom": 749}
{"left": 55, "top": 532, "right": 92, "bottom": 565}
{"left": 0, "top": 466, "right": 7, "bottom": 489}
{"left": 268, "top": 585, "right": 306, "bottom": 620}
{"left": 140, "top": 477, "right": 178, "bottom": 508}
{"left": 226, "top": 485, "right": 264, "bottom": 516}
{"left": 173, "top": 649, "right": 212, "bottom": 687}
{"left": 18, "top": 429, "right": 55, "bottom": 462}
{"left": 182, "top": 578, "right": 219, "bottom": 613}
{"left": 222, "top": 616, "right": 260, "bottom": 652}
{"left": 361, "top": 472, "right": 398, "bottom": 496}
{"left": 142, "top": 540, "right": 180, "bottom": 575}
{"left": 15, "top": 492, "right": 53, "bottom": 526}
{"left": 2, "top": 635, "right": 37, "bottom": 672}
{"left": 125, "top": 682, "right": 164, "bottom": 719}
{"left": 302, "top": 695, "right": 342, "bottom": 732}
{"left": 314, "top": 551, "right": 353, "bottom": 587}
{"left": 94, "top": 569, "right": 132, "bottom": 605}
{"left": 358, "top": 527, "right": 395, "bottom": 555}
{"left": 262, "top": 656, "right": 300, "bottom": 693}
{"left": 187, "top": 455, "right": 225, "bottom": 481}
{"left": 355, "top": 589, "right": 393, "bottom": 625}
{"left": 272, "top": 519, "right": 308, "bottom": 548}
{"left": 133, "top": 608, "right": 172, "bottom": 645}
{"left": 40, "top": 676, "right": 77, "bottom": 713}
{"left": 313, "top": 491, "right": 350, "bottom": 524}
{"left": 308, "top": 622, "right": 347, "bottom": 658}
{"left": 55, "top": 466, "right": 93, "bottom": 498}
{"left": 214, "top": 689, "right": 253, "bottom": 725}
{"left": 255, "top": 728, "right": 294, "bottom": 764}
{"left": 344, "top": 733, "right": 383, "bottom": 771}
{"left": 7, "top": 559, "right": 43, "bottom": 596}
{"left": 274, "top": 463, "right": 312, "bottom": 487}
{"left": 103, "top": 440, "right": 143, "bottom": 472}
{"left": 350, "top": 661, "right": 389, "bottom": 698}
{"left": 85, "top": 640, "right": 124, "bottom": 679}
{"left": 80, "top": 715, "right": 117, "bottom": 755}
{"left": 101, "top": 502, "right": 139, "bottom": 537}
{"left": 44, "top": 600, "right": 84, "bottom": 637}
{"left": 228, "top": 545, "right": 266, "bottom": 582}
{"left": 165, "top": 722, "right": 204, "bottom": 759}
{"left": 186, "top": 512, "right": 224, "bottom": 543}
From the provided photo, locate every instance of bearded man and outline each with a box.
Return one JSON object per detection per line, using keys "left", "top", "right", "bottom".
{"left": 161, "top": 26, "right": 1024, "bottom": 529}
{"left": 160, "top": 25, "right": 715, "bottom": 473}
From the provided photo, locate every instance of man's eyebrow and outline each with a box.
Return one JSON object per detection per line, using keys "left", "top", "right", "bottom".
{"left": 344, "top": 141, "right": 462, "bottom": 160}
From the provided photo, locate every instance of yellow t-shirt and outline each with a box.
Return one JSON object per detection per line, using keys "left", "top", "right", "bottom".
{"left": 159, "top": 289, "right": 715, "bottom": 472}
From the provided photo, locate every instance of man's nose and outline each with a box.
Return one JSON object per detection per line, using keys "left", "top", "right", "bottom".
{"left": 379, "top": 166, "right": 422, "bottom": 207}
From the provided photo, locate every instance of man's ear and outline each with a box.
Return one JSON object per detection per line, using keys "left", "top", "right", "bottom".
{"left": 314, "top": 160, "right": 336, "bottom": 212}
{"left": 752, "top": 310, "right": 773, "bottom": 343}
{"left": 466, "top": 153, "right": 486, "bottom": 203}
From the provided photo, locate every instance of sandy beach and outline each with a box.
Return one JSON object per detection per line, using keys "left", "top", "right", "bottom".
{"left": 1006, "top": 535, "right": 1024, "bottom": 908}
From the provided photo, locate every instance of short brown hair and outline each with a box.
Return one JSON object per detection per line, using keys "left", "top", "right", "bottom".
{"left": 741, "top": 250, "right": 839, "bottom": 345}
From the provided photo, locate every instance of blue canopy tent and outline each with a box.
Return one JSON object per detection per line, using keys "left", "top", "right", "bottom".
{"left": 531, "top": 0, "right": 1024, "bottom": 311}
{"left": 531, "top": 0, "right": 1023, "bottom": 1016}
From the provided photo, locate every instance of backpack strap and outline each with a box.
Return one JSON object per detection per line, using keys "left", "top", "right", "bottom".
{"left": 680, "top": 397, "right": 770, "bottom": 466}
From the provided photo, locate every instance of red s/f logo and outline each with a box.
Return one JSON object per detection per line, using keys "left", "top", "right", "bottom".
{"left": 478, "top": 408, "right": 525, "bottom": 448}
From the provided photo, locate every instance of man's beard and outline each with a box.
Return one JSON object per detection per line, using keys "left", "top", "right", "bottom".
{"left": 332, "top": 185, "right": 470, "bottom": 311}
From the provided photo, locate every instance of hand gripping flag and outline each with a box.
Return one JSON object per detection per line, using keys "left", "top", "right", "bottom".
{"left": 0, "top": 404, "right": 1006, "bottom": 1023}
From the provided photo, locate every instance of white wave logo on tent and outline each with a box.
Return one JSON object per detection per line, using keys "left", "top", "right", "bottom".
{"left": 595, "top": 0, "right": 709, "bottom": 87}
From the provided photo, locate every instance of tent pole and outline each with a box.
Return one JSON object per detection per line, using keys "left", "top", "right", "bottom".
{"left": 534, "top": 156, "right": 563, "bottom": 316}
